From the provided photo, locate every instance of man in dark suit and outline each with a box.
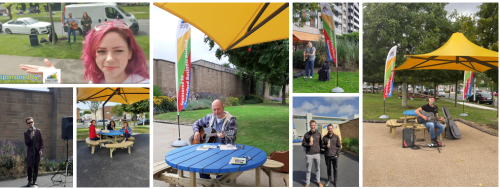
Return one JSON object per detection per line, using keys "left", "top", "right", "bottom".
{"left": 24, "top": 117, "right": 43, "bottom": 187}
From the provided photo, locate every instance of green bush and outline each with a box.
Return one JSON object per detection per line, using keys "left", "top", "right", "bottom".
{"left": 153, "top": 85, "right": 163, "bottom": 97}
{"left": 292, "top": 50, "right": 321, "bottom": 69}
{"left": 245, "top": 94, "right": 264, "bottom": 103}
{"left": 245, "top": 99, "right": 258, "bottom": 104}
{"left": 341, "top": 138, "right": 359, "bottom": 153}
{"left": 237, "top": 95, "right": 246, "bottom": 105}
{"left": 185, "top": 99, "right": 212, "bottom": 111}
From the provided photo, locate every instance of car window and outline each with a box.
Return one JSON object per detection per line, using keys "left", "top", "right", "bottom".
{"left": 23, "top": 18, "right": 38, "bottom": 25}
{"left": 105, "top": 7, "right": 120, "bottom": 19}
{"left": 481, "top": 93, "right": 491, "bottom": 97}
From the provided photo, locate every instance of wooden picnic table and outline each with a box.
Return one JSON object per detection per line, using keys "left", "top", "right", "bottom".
{"left": 165, "top": 143, "right": 267, "bottom": 187}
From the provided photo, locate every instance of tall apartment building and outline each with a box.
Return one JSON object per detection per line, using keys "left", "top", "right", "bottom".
{"left": 293, "top": 2, "right": 360, "bottom": 49}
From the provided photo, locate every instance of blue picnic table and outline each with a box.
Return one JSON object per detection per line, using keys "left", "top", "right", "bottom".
{"left": 98, "top": 130, "right": 123, "bottom": 143}
{"left": 165, "top": 143, "right": 267, "bottom": 187}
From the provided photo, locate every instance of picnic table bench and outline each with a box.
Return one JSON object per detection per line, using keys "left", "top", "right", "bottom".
{"left": 105, "top": 141, "right": 134, "bottom": 158}
{"left": 86, "top": 137, "right": 99, "bottom": 154}
{"left": 386, "top": 119, "right": 403, "bottom": 139}
{"left": 261, "top": 159, "right": 285, "bottom": 187}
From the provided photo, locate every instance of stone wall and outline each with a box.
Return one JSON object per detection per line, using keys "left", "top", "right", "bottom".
{"left": 339, "top": 118, "right": 359, "bottom": 140}
{"left": 153, "top": 59, "right": 250, "bottom": 97}
{"left": 0, "top": 88, "right": 73, "bottom": 161}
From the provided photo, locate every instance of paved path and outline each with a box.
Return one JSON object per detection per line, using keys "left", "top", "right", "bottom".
{"left": 0, "top": 55, "right": 150, "bottom": 84}
{"left": 153, "top": 121, "right": 287, "bottom": 187}
{"left": 440, "top": 98, "right": 497, "bottom": 111}
{"left": 0, "top": 175, "right": 73, "bottom": 187}
{"left": 77, "top": 134, "right": 149, "bottom": 187}
{"left": 363, "top": 122, "right": 498, "bottom": 187}
{"left": 292, "top": 144, "right": 359, "bottom": 187}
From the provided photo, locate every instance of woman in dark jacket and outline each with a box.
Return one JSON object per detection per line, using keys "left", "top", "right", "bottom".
{"left": 106, "top": 121, "right": 116, "bottom": 138}
{"left": 81, "top": 12, "right": 92, "bottom": 37}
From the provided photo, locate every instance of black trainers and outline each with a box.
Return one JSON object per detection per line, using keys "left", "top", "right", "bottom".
{"left": 24, "top": 181, "right": 32, "bottom": 187}
{"left": 332, "top": 181, "right": 337, "bottom": 187}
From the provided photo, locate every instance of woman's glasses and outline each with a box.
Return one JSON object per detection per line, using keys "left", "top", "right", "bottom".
{"left": 94, "top": 20, "right": 130, "bottom": 32}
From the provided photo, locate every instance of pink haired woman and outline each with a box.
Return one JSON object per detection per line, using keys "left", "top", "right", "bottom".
{"left": 19, "top": 20, "right": 149, "bottom": 84}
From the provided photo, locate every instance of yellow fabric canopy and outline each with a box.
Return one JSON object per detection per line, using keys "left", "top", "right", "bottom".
{"left": 394, "top": 33, "right": 498, "bottom": 72}
{"left": 154, "top": 2, "right": 289, "bottom": 51}
{"left": 293, "top": 31, "right": 321, "bottom": 42}
{"left": 77, "top": 87, "right": 150, "bottom": 105}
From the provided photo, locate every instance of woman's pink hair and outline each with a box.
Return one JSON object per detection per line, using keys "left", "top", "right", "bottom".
{"left": 81, "top": 21, "right": 149, "bottom": 83}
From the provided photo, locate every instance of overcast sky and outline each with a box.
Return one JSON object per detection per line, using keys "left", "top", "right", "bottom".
{"left": 151, "top": 5, "right": 229, "bottom": 64}
{"left": 1, "top": 87, "right": 49, "bottom": 91}
{"left": 293, "top": 97, "right": 359, "bottom": 118}
{"left": 444, "top": 3, "right": 482, "bottom": 17}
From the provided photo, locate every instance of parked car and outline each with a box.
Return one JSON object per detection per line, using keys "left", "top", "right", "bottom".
{"left": 91, "top": 119, "right": 110, "bottom": 128}
{"left": 3, "top": 17, "right": 51, "bottom": 34}
{"left": 467, "top": 92, "right": 493, "bottom": 104}
{"left": 437, "top": 89, "right": 445, "bottom": 97}
{"left": 137, "top": 119, "right": 150, "bottom": 125}
{"left": 493, "top": 91, "right": 498, "bottom": 96}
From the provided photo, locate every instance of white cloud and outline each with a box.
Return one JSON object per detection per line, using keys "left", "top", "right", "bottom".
{"left": 337, "top": 104, "right": 357, "bottom": 115}
{"left": 322, "top": 97, "right": 357, "bottom": 104}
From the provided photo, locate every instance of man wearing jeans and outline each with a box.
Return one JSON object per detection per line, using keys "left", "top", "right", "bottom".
{"left": 303, "top": 42, "right": 316, "bottom": 79}
{"left": 415, "top": 96, "right": 445, "bottom": 146}
{"left": 302, "top": 120, "right": 323, "bottom": 187}
{"left": 65, "top": 13, "right": 77, "bottom": 43}
{"left": 321, "top": 124, "right": 341, "bottom": 186}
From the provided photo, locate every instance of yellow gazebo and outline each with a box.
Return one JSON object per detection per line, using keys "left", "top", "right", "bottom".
{"left": 154, "top": 3, "right": 289, "bottom": 51}
{"left": 77, "top": 87, "right": 150, "bottom": 127}
{"left": 395, "top": 32, "right": 498, "bottom": 72}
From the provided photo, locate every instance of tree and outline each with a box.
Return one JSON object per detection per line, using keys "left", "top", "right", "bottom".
{"left": 222, "top": 63, "right": 231, "bottom": 68}
{"left": 292, "top": 3, "right": 321, "bottom": 27}
{"left": 204, "top": 37, "right": 289, "bottom": 104}
{"left": 111, "top": 105, "right": 125, "bottom": 119}
{"left": 83, "top": 110, "right": 91, "bottom": 114}
{"left": 363, "top": 3, "right": 453, "bottom": 107}
{"left": 88, "top": 101, "right": 103, "bottom": 121}
{"left": 47, "top": 3, "right": 56, "bottom": 45}
{"left": 121, "top": 99, "right": 149, "bottom": 128}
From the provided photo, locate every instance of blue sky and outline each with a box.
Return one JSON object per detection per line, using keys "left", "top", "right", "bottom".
{"left": 293, "top": 97, "right": 359, "bottom": 118}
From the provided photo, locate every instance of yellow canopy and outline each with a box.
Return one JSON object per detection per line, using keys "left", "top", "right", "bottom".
{"left": 77, "top": 87, "right": 150, "bottom": 105}
{"left": 293, "top": 31, "right": 321, "bottom": 42}
{"left": 154, "top": 2, "right": 289, "bottom": 51}
{"left": 394, "top": 33, "right": 498, "bottom": 72}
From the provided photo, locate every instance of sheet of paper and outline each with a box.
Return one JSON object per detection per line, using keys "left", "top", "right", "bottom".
{"left": 220, "top": 145, "right": 237, "bottom": 150}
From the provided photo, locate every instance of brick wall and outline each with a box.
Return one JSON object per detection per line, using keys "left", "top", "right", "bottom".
{"left": 96, "top": 106, "right": 114, "bottom": 120}
{"left": 339, "top": 118, "right": 359, "bottom": 140}
{"left": 0, "top": 88, "right": 73, "bottom": 161}
{"left": 153, "top": 59, "right": 250, "bottom": 97}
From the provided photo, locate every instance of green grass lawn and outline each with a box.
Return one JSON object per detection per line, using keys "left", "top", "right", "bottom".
{"left": 154, "top": 101, "right": 289, "bottom": 155}
{"left": 364, "top": 93, "right": 498, "bottom": 129}
{"left": 0, "top": 12, "right": 62, "bottom": 23}
{"left": 76, "top": 126, "right": 150, "bottom": 140}
{"left": 0, "top": 34, "right": 150, "bottom": 59}
{"left": 121, "top": 5, "right": 150, "bottom": 19}
{"left": 293, "top": 71, "right": 359, "bottom": 93}
{"left": 0, "top": 80, "right": 42, "bottom": 84}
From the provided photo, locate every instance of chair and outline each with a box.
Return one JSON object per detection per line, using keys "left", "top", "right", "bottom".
{"left": 267, "top": 150, "right": 289, "bottom": 173}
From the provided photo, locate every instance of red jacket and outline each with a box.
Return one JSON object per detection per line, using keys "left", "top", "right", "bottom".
{"left": 124, "top": 127, "right": 129, "bottom": 135}
{"left": 89, "top": 125, "right": 98, "bottom": 139}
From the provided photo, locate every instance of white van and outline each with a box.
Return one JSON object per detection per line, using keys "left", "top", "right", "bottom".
{"left": 64, "top": 3, "right": 139, "bottom": 34}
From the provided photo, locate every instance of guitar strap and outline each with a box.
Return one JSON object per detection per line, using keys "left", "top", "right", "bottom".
{"left": 208, "top": 112, "right": 233, "bottom": 132}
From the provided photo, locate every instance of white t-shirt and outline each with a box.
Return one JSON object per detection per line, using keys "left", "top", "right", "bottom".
{"left": 88, "top": 74, "right": 150, "bottom": 84}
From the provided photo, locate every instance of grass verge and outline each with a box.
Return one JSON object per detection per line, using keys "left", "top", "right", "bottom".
{"left": 363, "top": 93, "right": 498, "bottom": 129}
{"left": 0, "top": 34, "right": 149, "bottom": 59}
{"left": 76, "top": 127, "right": 150, "bottom": 140}
{"left": 293, "top": 71, "right": 359, "bottom": 93}
{"left": 154, "top": 101, "right": 289, "bottom": 155}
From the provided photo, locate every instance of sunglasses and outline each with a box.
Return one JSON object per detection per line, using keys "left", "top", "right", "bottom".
{"left": 27, "top": 122, "right": 33, "bottom": 124}
{"left": 94, "top": 20, "right": 130, "bottom": 31}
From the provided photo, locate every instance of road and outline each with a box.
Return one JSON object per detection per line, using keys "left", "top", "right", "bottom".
{"left": 1, "top": 19, "right": 149, "bottom": 36}
{"left": 292, "top": 144, "right": 359, "bottom": 187}
{"left": 440, "top": 92, "right": 497, "bottom": 107}
{"left": 0, "top": 174, "right": 73, "bottom": 187}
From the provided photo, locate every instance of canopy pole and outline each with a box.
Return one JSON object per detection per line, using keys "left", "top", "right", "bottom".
{"left": 460, "top": 98, "right": 468, "bottom": 117}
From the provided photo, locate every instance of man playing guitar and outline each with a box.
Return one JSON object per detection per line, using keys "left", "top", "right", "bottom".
{"left": 192, "top": 99, "right": 238, "bottom": 179}
{"left": 64, "top": 13, "right": 78, "bottom": 43}
{"left": 415, "top": 96, "right": 445, "bottom": 146}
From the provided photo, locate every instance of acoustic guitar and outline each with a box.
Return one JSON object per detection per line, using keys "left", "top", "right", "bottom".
{"left": 69, "top": 21, "right": 78, "bottom": 30}
{"left": 192, "top": 126, "right": 217, "bottom": 144}
{"left": 416, "top": 110, "right": 451, "bottom": 124}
